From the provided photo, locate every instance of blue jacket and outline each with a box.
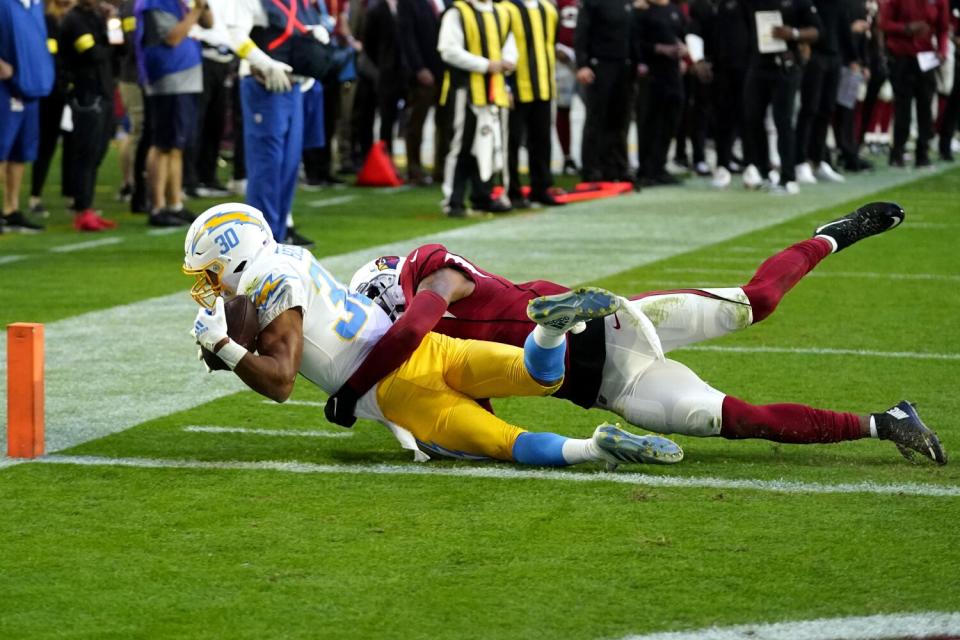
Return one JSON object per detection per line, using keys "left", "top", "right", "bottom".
{"left": 133, "top": 0, "right": 201, "bottom": 86}
{"left": 0, "top": 0, "right": 54, "bottom": 98}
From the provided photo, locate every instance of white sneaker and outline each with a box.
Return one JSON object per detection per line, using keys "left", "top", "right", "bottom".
{"left": 694, "top": 161, "right": 711, "bottom": 176}
{"left": 770, "top": 181, "right": 800, "bottom": 196}
{"left": 227, "top": 179, "right": 247, "bottom": 196}
{"left": 742, "top": 164, "right": 763, "bottom": 189}
{"left": 795, "top": 162, "right": 818, "bottom": 184}
{"left": 815, "top": 162, "right": 846, "bottom": 183}
{"left": 768, "top": 169, "right": 781, "bottom": 187}
{"left": 711, "top": 166, "right": 732, "bottom": 189}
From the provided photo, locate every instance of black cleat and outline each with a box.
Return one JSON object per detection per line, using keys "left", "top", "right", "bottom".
{"left": 813, "top": 202, "right": 905, "bottom": 252}
{"left": 3, "top": 210, "right": 45, "bottom": 233}
{"left": 874, "top": 401, "right": 947, "bottom": 465}
{"left": 284, "top": 226, "right": 315, "bottom": 248}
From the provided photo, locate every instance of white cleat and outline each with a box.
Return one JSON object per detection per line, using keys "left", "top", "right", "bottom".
{"left": 795, "top": 162, "right": 818, "bottom": 184}
{"left": 815, "top": 161, "right": 846, "bottom": 183}
{"left": 742, "top": 164, "right": 763, "bottom": 190}
{"left": 711, "top": 166, "right": 732, "bottom": 189}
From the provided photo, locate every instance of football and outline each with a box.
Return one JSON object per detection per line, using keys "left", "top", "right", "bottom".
{"left": 199, "top": 296, "right": 260, "bottom": 371}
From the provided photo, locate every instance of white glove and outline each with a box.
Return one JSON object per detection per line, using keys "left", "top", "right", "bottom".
{"left": 311, "top": 25, "right": 330, "bottom": 45}
{"left": 247, "top": 47, "right": 293, "bottom": 93}
{"left": 192, "top": 296, "right": 229, "bottom": 352}
{"left": 191, "top": 297, "right": 249, "bottom": 370}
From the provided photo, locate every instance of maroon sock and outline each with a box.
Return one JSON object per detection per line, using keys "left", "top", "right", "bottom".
{"left": 557, "top": 108, "right": 571, "bottom": 158}
{"left": 721, "top": 395, "right": 864, "bottom": 443}
{"left": 742, "top": 238, "right": 833, "bottom": 323}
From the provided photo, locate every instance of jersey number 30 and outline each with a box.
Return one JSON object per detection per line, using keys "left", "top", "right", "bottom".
{"left": 309, "top": 260, "right": 370, "bottom": 341}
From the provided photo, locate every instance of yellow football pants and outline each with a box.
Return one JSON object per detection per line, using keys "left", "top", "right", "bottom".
{"left": 375, "top": 332, "right": 561, "bottom": 460}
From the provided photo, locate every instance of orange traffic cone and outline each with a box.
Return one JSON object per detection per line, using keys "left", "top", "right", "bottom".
{"left": 356, "top": 141, "right": 404, "bottom": 187}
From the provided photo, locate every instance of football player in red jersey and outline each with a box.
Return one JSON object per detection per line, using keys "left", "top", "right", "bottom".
{"left": 327, "top": 202, "right": 947, "bottom": 464}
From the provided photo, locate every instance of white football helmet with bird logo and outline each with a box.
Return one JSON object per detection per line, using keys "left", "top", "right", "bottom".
{"left": 349, "top": 256, "right": 407, "bottom": 321}
{"left": 183, "top": 202, "right": 275, "bottom": 308}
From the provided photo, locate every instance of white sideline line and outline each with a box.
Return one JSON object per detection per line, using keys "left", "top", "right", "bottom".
{"left": 664, "top": 267, "right": 960, "bottom": 283}
{"left": 681, "top": 344, "right": 960, "bottom": 361}
{"left": 183, "top": 426, "right": 351, "bottom": 438}
{"left": 146, "top": 227, "right": 185, "bottom": 237}
{"left": 49, "top": 237, "right": 123, "bottom": 253}
{"left": 32, "top": 455, "right": 960, "bottom": 498}
{"left": 0, "top": 255, "right": 25, "bottom": 266}
{"left": 618, "top": 611, "right": 960, "bottom": 640}
{"left": 307, "top": 195, "right": 356, "bottom": 208}
{"left": 260, "top": 399, "right": 326, "bottom": 407}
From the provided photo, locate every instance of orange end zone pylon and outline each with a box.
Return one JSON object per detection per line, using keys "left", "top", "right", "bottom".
{"left": 7, "top": 323, "right": 45, "bottom": 458}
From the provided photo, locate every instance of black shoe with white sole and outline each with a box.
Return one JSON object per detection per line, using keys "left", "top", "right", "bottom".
{"left": 813, "top": 202, "right": 904, "bottom": 252}
{"left": 3, "top": 210, "right": 45, "bottom": 233}
{"left": 873, "top": 401, "right": 947, "bottom": 465}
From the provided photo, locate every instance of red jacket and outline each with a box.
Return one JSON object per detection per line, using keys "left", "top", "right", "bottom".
{"left": 879, "top": 0, "right": 950, "bottom": 58}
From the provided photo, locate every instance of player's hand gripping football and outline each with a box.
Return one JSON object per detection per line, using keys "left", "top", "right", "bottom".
{"left": 192, "top": 297, "right": 229, "bottom": 353}
{"left": 325, "top": 385, "right": 360, "bottom": 428}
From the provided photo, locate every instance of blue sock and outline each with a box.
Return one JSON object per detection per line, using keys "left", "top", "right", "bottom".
{"left": 523, "top": 333, "right": 565, "bottom": 385}
{"left": 512, "top": 432, "right": 570, "bottom": 466}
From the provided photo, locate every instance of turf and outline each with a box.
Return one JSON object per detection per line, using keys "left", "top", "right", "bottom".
{"left": 1, "top": 151, "right": 958, "bottom": 638}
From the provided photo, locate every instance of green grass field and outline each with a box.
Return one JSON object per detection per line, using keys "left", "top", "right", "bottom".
{"left": 1, "top": 150, "right": 959, "bottom": 639}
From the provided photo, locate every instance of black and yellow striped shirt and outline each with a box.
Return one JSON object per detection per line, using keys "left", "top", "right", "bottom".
{"left": 503, "top": 0, "right": 557, "bottom": 103}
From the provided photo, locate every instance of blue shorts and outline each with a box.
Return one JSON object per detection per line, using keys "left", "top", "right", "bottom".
{"left": 147, "top": 92, "right": 198, "bottom": 150}
{"left": 0, "top": 81, "right": 40, "bottom": 163}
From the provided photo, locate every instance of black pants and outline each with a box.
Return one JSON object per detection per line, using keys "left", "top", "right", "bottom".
{"left": 889, "top": 54, "right": 936, "bottom": 163}
{"left": 859, "top": 62, "right": 888, "bottom": 145}
{"left": 507, "top": 99, "right": 553, "bottom": 199}
{"left": 231, "top": 76, "right": 245, "bottom": 181}
{"left": 30, "top": 90, "right": 65, "bottom": 199}
{"left": 743, "top": 62, "right": 801, "bottom": 183}
{"left": 352, "top": 75, "right": 377, "bottom": 164}
{"left": 443, "top": 89, "right": 494, "bottom": 210}
{"left": 795, "top": 53, "right": 841, "bottom": 165}
{"left": 65, "top": 95, "right": 112, "bottom": 211}
{"left": 677, "top": 73, "right": 709, "bottom": 165}
{"left": 376, "top": 79, "right": 404, "bottom": 152}
{"left": 833, "top": 103, "right": 859, "bottom": 166}
{"left": 581, "top": 58, "right": 631, "bottom": 181}
{"left": 713, "top": 64, "right": 745, "bottom": 169}
{"left": 641, "top": 82, "right": 684, "bottom": 178}
{"left": 939, "top": 51, "right": 960, "bottom": 156}
{"left": 185, "top": 57, "right": 232, "bottom": 187}
{"left": 405, "top": 80, "right": 449, "bottom": 180}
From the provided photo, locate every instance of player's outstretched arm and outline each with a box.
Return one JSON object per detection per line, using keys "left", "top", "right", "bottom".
{"left": 325, "top": 268, "right": 475, "bottom": 427}
{"left": 233, "top": 309, "right": 304, "bottom": 403}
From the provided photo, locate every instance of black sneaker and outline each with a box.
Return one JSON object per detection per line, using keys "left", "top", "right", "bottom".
{"left": 29, "top": 202, "right": 49, "bottom": 217}
{"left": 284, "top": 227, "right": 315, "bottom": 248}
{"left": 4, "top": 210, "right": 45, "bottom": 233}
{"left": 169, "top": 206, "right": 197, "bottom": 222}
{"left": 445, "top": 205, "right": 467, "bottom": 218}
{"left": 149, "top": 210, "right": 189, "bottom": 227}
{"left": 483, "top": 199, "right": 512, "bottom": 214}
{"left": 813, "top": 202, "right": 904, "bottom": 252}
{"left": 873, "top": 401, "right": 947, "bottom": 465}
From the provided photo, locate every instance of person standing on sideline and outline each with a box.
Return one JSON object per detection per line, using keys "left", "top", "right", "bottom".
{"left": 574, "top": 0, "right": 632, "bottom": 182}
{"left": 793, "top": 0, "right": 859, "bottom": 185}
{"left": 221, "top": 0, "right": 332, "bottom": 242}
{"left": 0, "top": 0, "right": 54, "bottom": 233}
{"left": 937, "top": 0, "right": 959, "bottom": 161}
{"left": 397, "top": 0, "right": 446, "bottom": 185}
{"left": 59, "top": 0, "right": 119, "bottom": 230}
{"left": 27, "top": 0, "right": 73, "bottom": 220}
{"left": 740, "top": 0, "right": 821, "bottom": 194}
{"left": 437, "top": 0, "right": 516, "bottom": 217}
{"left": 135, "top": 0, "right": 212, "bottom": 227}
{"left": 880, "top": 0, "right": 950, "bottom": 167}
{"left": 554, "top": 0, "right": 579, "bottom": 175}
{"left": 504, "top": 0, "right": 562, "bottom": 207}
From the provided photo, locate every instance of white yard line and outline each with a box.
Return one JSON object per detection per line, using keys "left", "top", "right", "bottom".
{"left": 260, "top": 399, "right": 326, "bottom": 407}
{"left": 146, "top": 227, "right": 185, "bottom": 237}
{"left": 0, "top": 166, "right": 950, "bottom": 457}
{"left": 307, "top": 195, "right": 357, "bottom": 208}
{"left": 48, "top": 237, "right": 123, "bottom": 253}
{"left": 617, "top": 611, "right": 960, "bottom": 640}
{"left": 663, "top": 267, "right": 960, "bottom": 283}
{"left": 183, "top": 426, "right": 351, "bottom": 438}
{"left": 681, "top": 345, "right": 960, "bottom": 361}
{"left": 32, "top": 455, "right": 960, "bottom": 498}
{"left": 0, "top": 255, "right": 25, "bottom": 266}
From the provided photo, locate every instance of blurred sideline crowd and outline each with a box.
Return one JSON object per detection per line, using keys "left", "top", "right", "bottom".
{"left": 1, "top": 0, "right": 959, "bottom": 243}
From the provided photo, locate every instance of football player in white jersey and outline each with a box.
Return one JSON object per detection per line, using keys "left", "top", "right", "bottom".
{"left": 183, "top": 203, "right": 684, "bottom": 467}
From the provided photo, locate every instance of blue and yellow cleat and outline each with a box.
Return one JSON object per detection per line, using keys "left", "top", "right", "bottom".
{"left": 593, "top": 422, "right": 684, "bottom": 469}
{"left": 527, "top": 286, "right": 621, "bottom": 334}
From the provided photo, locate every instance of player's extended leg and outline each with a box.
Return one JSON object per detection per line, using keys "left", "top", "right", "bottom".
{"left": 631, "top": 202, "right": 906, "bottom": 352}
{"left": 609, "top": 355, "right": 945, "bottom": 463}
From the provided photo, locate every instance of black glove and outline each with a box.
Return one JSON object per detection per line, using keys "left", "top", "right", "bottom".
{"left": 325, "top": 385, "right": 360, "bottom": 428}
